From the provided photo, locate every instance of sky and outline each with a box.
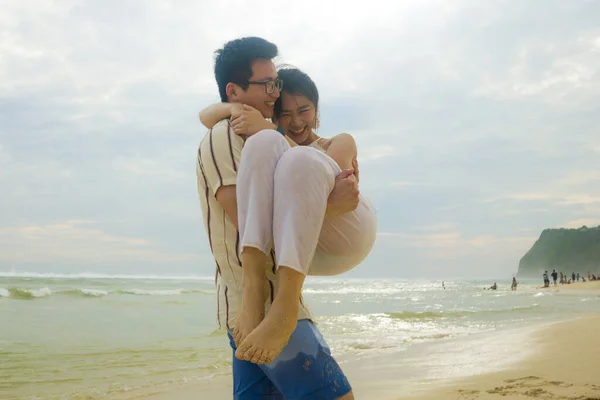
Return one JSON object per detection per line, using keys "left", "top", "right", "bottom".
{"left": 1, "top": 0, "right": 599, "bottom": 279}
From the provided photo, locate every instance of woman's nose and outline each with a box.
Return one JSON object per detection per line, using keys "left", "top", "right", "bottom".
{"left": 291, "top": 115, "right": 302, "bottom": 127}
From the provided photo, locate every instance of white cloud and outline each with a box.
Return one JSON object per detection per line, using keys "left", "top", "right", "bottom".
{"left": 1, "top": 0, "right": 599, "bottom": 276}
{"left": 563, "top": 219, "right": 600, "bottom": 229}
{"left": 0, "top": 220, "right": 198, "bottom": 264}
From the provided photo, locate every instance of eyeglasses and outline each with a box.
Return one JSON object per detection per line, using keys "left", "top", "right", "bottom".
{"left": 247, "top": 79, "right": 283, "bottom": 94}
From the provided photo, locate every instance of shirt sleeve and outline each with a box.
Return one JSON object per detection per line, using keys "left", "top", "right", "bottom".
{"left": 198, "top": 121, "right": 243, "bottom": 195}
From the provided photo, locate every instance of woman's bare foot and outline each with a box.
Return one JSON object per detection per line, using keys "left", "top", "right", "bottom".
{"left": 235, "top": 296, "right": 298, "bottom": 364}
{"left": 232, "top": 279, "right": 266, "bottom": 347}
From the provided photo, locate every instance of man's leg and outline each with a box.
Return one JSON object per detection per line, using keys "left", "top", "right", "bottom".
{"left": 236, "top": 147, "right": 336, "bottom": 364}
{"left": 228, "top": 332, "right": 284, "bottom": 400}
{"left": 235, "top": 129, "right": 290, "bottom": 346}
{"left": 259, "top": 320, "right": 353, "bottom": 400}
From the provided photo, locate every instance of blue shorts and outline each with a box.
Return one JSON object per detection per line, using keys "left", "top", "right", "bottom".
{"left": 228, "top": 319, "right": 352, "bottom": 399}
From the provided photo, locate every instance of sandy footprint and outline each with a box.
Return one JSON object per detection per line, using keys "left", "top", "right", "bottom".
{"left": 457, "top": 389, "right": 481, "bottom": 399}
{"left": 546, "top": 380, "right": 573, "bottom": 388}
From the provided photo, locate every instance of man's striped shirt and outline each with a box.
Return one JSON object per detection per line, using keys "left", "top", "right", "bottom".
{"left": 196, "top": 119, "right": 313, "bottom": 329}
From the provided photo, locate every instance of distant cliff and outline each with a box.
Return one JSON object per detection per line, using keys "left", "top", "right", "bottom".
{"left": 517, "top": 226, "right": 600, "bottom": 277}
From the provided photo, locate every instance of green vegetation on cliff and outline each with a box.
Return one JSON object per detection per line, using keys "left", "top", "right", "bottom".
{"left": 518, "top": 225, "right": 600, "bottom": 277}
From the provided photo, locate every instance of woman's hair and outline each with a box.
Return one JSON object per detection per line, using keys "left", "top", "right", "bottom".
{"left": 274, "top": 67, "right": 319, "bottom": 118}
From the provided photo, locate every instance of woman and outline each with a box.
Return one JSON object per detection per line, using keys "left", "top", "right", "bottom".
{"left": 199, "top": 68, "right": 377, "bottom": 365}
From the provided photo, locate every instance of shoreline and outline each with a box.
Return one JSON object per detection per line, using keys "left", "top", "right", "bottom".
{"left": 116, "top": 314, "right": 600, "bottom": 400}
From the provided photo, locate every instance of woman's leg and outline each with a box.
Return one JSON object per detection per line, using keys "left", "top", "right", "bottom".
{"left": 234, "top": 129, "right": 290, "bottom": 347}
{"left": 236, "top": 146, "right": 338, "bottom": 364}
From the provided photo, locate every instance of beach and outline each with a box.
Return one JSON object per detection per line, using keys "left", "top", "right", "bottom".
{"left": 405, "top": 315, "right": 600, "bottom": 400}
{"left": 556, "top": 280, "right": 600, "bottom": 291}
{"left": 131, "top": 315, "right": 600, "bottom": 400}
{"left": 2, "top": 274, "right": 599, "bottom": 400}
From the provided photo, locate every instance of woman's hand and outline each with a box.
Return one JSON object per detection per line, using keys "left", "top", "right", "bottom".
{"left": 230, "top": 105, "right": 275, "bottom": 136}
{"left": 229, "top": 103, "right": 244, "bottom": 120}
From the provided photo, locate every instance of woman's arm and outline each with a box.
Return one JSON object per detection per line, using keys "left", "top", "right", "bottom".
{"left": 325, "top": 133, "right": 358, "bottom": 171}
{"left": 198, "top": 103, "right": 239, "bottom": 128}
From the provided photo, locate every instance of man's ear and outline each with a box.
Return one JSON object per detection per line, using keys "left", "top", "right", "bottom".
{"left": 226, "top": 82, "right": 240, "bottom": 101}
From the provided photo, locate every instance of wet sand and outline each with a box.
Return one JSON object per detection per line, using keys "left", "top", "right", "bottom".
{"left": 115, "top": 316, "right": 600, "bottom": 399}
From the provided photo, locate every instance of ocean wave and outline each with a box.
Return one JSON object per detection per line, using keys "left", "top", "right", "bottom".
{"left": 118, "top": 288, "right": 210, "bottom": 296}
{"left": 0, "top": 271, "right": 213, "bottom": 281}
{"left": 382, "top": 306, "right": 541, "bottom": 321}
{"left": 304, "top": 287, "right": 407, "bottom": 295}
{"left": 7, "top": 287, "right": 52, "bottom": 300}
{"left": 120, "top": 288, "right": 186, "bottom": 296}
{"left": 385, "top": 311, "right": 467, "bottom": 320}
{"left": 1, "top": 287, "right": 210, "bottom": 299}
{"left": 61, "top": 289, "right": 109, "bottom": 297}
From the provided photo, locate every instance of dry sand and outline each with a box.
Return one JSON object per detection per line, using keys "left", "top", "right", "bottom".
{"left": 558, "top": 280, "right": 600, "bottom": 291}
{"left": 406, "top": 315, "right": 600, "bottom": 400}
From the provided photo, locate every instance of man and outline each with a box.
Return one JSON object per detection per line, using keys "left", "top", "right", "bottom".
{"left": 196, "top": 37, "right": 357, "bottom": 399}
{"left": 543, "top": 271, "right": 549, "bottom": 287}
{"left": 551, "top": 269, "right": 558, "bottom": 286}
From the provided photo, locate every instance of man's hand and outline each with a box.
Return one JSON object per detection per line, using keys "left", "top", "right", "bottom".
{"left": 230, "top": 105, "right": 275, "bottom": 136}
{"left": 326, "top": 169, "right": 360, "bottom": 217}
{"left": 352, "top": 157, "right": 360, "bottom": 183}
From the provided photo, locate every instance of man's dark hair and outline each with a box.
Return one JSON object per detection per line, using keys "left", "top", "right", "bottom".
{"left": 214, "top": 37, "right": 278, "bottom": 102}
{"left": 274, "top": 67, "right": 319, "bottom": 118}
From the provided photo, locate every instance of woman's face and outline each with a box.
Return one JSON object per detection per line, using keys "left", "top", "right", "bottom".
{"left": 276, "top": 92, "right": 317, "bottom": 145}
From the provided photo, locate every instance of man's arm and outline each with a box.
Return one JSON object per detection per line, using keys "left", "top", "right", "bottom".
{"left": 200, "top": 121, "right": 243, "bottom": 226}
{"left": 325, "top": 170, "right": 359, "bottom": 217}
{"left": 215, "top": 185, "right": 238, "bottom": 229}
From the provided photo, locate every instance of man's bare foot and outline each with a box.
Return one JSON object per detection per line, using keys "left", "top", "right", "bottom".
{"left": 235, "top": 297, "right": 298, "bottom": 364}
{"left": 232, "top": 280, "right": 266, "bottom": 347}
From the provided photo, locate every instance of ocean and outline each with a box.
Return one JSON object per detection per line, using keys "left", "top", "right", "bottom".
{"left": 1, "top": 272, "right": 599, "bottom": 400}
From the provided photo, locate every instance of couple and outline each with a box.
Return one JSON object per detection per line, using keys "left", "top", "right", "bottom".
{"left": 196, "top": 37, "right": 377, "bottom": 399}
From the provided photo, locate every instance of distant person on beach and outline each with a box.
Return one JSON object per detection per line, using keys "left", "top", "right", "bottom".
{"left": 560, "top": 272, "right": 564, "bottom": 284}
{"left": 511, "top": 277, "right": 517, "bottom": 291}
{"left": 572, "top": 272, "right": 576, "bottom": 282}
{"left": 442, "top": 281, "right": 446, "bottom": 289}
{"left": 551, "top": 269, "right": 558, "bottom": 287}
{"left": 543, "top": 271, "right": 549, "bottom": 287}
{"left": 489, "top": 282, "right": 497, "bottom": 290}
{"left": 196, "top": 37, "right": 375, "bottom": 399}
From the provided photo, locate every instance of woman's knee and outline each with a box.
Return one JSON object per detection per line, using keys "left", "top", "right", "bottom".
{"left": 241, "top": 129, "right": 289, "bottom": 167}
{"left": 244, "top": 129, "right": 286, "bottom": 153}
{"left": 275, "top": 147, "right": 336, "bottom": 186}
